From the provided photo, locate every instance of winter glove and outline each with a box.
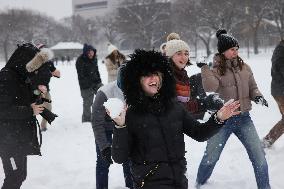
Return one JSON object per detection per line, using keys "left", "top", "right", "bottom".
{"left": 196, "top": 62, "right": 207, "bottom": 68}
{"left": 254, "top": 96, "right": 268, "bottom": 107}
{"left": 101, "top": 147, "right": 113, "bottom": 164}
{"left": 204, "top": 93, "right": 224, "bottom": 111}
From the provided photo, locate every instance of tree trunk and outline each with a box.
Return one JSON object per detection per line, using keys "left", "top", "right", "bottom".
{"left": 252, "top": 29, "right": 259, "bottom": 54}
{"left": 198, "top": 35, "right": 212, "bottom": 58}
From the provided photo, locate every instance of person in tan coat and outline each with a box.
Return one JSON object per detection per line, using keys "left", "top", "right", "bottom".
{"left": 195, "top": 29, "right": 270, "bottom": 189}
{"left": 105, "top": 43, "right": 126, "bottom": 83}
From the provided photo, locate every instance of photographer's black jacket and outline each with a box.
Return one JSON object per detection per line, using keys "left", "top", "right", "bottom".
{"left": 0, "top": 66, "right": 40, "bottom": 157}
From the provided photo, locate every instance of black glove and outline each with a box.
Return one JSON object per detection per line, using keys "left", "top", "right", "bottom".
{"left": 254, "top": 96, "right": 268, "bottom": 107}
{"left": 196, "top": 62, "right": 207, "bottom": 68}
{"left": 101, "top": 147, "right": 113, "bottom": 164}
{"left": 205, "top": 93, "right": 224, "bottom": 111}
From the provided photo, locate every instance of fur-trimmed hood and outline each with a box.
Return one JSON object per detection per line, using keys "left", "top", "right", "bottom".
{"left": 26, "top": 48, "right": 54, "bottom": 72}
{"left": 122, "top": 49, "right": 176, "bottom": 113}
{"left": 4, "top": 43, "right": 54, "bottom": 82}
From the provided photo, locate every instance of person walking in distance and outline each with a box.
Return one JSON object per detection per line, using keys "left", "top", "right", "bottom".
{"left": 104, "top": 43, "right": 126, "bottom": 83}
{"left": 76, "top": 44, "right": 102, "bottom": 123}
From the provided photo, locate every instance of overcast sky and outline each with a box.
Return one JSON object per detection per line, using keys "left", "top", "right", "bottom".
{"left": 0, "top": 0, "right": 72, "bottom": 20}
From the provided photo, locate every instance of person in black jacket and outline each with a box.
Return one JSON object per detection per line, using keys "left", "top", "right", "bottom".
{"left": 30, "top": 44, "right": 60, "bottom": 131}
{"left": 76, "top": 44, "right": 102, "bottom": 122}
{"left": 109, "top": 50, "right": 241, "bottom": 189}
{"left": 262, "top": 39, "right": 284, "bottom": 148}
{"left": 0, "top": 42, "right": 53, "bottom": 189}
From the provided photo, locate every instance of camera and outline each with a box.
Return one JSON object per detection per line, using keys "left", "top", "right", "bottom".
{"left": 35, "top": 96, "right": 58, "bottom": 124}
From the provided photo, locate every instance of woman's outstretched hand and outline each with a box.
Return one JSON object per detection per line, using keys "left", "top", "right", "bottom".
{"left": 217, "top": 99, "right": 241, "bottom": 121}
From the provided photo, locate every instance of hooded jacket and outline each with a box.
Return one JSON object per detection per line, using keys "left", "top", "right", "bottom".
{"left": 0, "top": 43, "right": 52, "bottom": 156}
{"left": 76, "top": 44, "right": 102, "bottom": 90}
{"left": 112, "top": 50, "right": 224, "bottom": 189}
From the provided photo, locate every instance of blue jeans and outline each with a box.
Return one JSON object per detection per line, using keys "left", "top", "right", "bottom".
{"left": 196, "top": 112, "right": 270, "bottom": 189}
{"left": 96, "top": 130, "right": 133, "bottom": 189}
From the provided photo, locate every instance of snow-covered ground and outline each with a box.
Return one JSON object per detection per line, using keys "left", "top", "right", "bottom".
{"left": 0, "top": 51, "right": 283, "bottom": 189}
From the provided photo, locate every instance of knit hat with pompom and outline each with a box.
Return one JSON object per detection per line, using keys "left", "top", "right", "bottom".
{"left": 165, "top": 39, "right": 190, "bottom": 57}
{"left": 216, "top": 29, "right": 239, "bottom": 53}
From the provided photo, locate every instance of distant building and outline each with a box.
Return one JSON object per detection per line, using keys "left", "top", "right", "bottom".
{"left": 72, "top": 0, "right": 123, "bottom": 19}
{"left": 72, "top": 0, "right": 172, "bottom": 19}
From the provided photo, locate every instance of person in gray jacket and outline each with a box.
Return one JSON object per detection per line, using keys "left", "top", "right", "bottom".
{"left": 262, "top": 39, "right": 284, "bottom": 148}
{"left": 91, "top": 73, "right": 133, "bottom": 189}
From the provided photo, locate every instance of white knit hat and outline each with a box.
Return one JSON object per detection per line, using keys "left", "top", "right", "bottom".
{"left": 165, "top": 39, "right": 190, "bottom": 57}
{"left": 107, "top": 43, "right": 118, "bottom": 54}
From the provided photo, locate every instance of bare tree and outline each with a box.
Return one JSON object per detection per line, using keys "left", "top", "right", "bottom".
{"left": 95, "top": 16, "right": 119, "bottom": 44}
{"left": 173, "top": 0, "right": 243, "bottom": 57}
{"left": 69, "top": 15, "right": 98, "bottom": 44}
{"left": 267, "top": 0, "right": 284, "bottom": 40}
{"left": 0, "top": 9, "right": 74, "bottom": 62}
{"left": 115, "top": 0, "right": 171, "bottom": 49}
{"left": 243, "top": 0, "right": 270, "bottom": 54}
{"left": 0, "top": 9, "right": 31, "bottom": 62}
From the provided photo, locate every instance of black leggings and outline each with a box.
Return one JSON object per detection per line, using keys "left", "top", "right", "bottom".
{"left": 1, "top": 155, "right": 27, "bottom": 189}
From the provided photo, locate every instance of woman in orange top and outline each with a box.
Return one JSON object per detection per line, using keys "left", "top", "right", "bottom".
{"left": 166, "top": 39, "right": 223, "bottom": 119}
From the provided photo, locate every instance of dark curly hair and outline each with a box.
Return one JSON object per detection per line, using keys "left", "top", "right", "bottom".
{"left": 216, "top": 53, "right": 245, "bottom": 76}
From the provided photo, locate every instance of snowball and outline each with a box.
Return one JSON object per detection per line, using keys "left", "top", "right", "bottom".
{"left": 103, "top": 98, "right": 124, "bottom": 119}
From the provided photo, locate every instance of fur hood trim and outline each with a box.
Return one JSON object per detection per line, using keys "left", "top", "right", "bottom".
{"left": 122, "top": 49, "right": 176, "bottom": 112}
{"left": 26, "top": 48, "right": 54, "bottom": 72}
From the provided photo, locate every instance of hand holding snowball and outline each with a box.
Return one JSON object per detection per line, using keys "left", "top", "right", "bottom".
{"left": 104, "top": 98, "right": 127, "bottom": 127}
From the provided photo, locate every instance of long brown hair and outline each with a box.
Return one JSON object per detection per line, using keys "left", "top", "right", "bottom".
{"left": 105, "top": 50, "right": 126, "bottom": 66}
{"left": 216, "top": 53, "right": 245, "bottom": 76}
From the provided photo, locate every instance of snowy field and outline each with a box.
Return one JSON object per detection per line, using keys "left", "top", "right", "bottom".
{"left": 0, "top": 50, "right": 284, "bottom": 189}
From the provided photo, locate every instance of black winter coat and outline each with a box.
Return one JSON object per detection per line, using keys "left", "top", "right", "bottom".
{"left": 112, "top": 101, "right": 223, "bottom": 189}
{"left": 76, "top": 55, "right": 102, "bottom": 90}
{"left": 271, "top": 40, "right": 284, "bottom": 96}
{"left": 0, "top": 68, "right": 40, "bottom": 157}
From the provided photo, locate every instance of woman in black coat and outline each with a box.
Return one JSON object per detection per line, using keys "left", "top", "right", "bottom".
{"left": 0, "top": 43, "right": 52, "bottom": 189}
{"left": 110, "top": 50, "right": 241, "bottom": 189}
